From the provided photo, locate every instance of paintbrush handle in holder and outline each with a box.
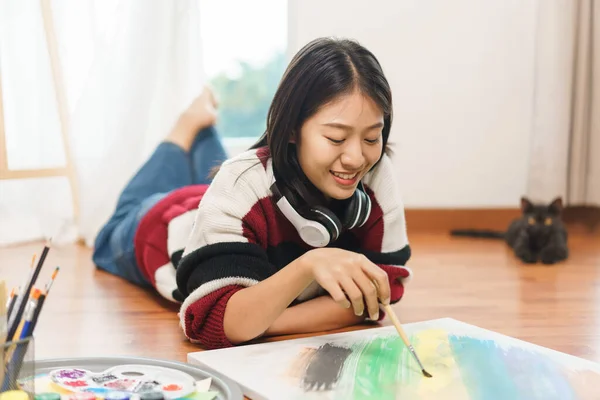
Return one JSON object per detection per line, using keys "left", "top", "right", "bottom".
{"left": 1, "top": 336, "right": 35, "bottom": 394}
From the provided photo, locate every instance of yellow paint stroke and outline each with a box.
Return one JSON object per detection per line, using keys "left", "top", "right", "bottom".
{"left": 30, "top": 375, "right": 73, "bottom": 395}
{"left": 409, "top": 329, "right": 470, "bottom": 399}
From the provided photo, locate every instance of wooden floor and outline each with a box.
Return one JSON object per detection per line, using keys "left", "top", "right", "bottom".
{"left": 1, "top": 231, "right": 600, "bottom": 367}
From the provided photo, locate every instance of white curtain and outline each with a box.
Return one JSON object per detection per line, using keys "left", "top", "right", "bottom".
{"left": 527, "top": 0, "right": 600, "bottom": 206}
{"left": 0, "top": 0, "right": 205, "bottom": 246}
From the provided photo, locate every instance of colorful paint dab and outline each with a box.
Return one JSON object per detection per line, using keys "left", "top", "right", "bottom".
{"left": 327, "top": 331, "right": 600, "bottom": 400}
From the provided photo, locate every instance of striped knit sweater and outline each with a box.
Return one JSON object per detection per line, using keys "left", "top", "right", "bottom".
{"left": 134, "top": 146, "right": 412, "bottom": 349}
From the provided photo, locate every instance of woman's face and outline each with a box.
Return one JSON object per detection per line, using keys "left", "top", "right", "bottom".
{"left": 296, "top": 90, "right": 384, "bottom": 200}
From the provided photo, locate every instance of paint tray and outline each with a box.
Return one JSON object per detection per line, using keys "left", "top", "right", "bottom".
{"left": 18, "top": 356, "right": 243, "bottom": 400}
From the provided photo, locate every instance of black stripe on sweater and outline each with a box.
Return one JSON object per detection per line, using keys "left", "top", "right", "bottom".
{"left": 171, "top": 249, "right": 184, "bottom": 269}
{"left": 176, "top": 242, "right": 278, "bottom": 298}
{"left": 356, "top": 244, "right": 411, "bottom": 266}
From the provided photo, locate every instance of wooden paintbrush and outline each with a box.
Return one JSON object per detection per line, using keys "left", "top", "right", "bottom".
{"left": 382, "top": 303, "right": 432, "bottom": 378}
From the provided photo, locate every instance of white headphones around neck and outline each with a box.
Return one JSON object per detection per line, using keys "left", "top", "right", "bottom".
{"left": 270, "top": 180, "right": 372, "bottom": 247}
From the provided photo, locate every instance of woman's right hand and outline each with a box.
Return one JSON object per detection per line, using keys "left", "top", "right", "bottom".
{"left": 298, "top": 248, "right": 391, "bottom": 321}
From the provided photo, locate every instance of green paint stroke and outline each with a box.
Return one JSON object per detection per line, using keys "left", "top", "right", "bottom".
{"left": 349, "top": 335, "right": 414, "bottom": 400}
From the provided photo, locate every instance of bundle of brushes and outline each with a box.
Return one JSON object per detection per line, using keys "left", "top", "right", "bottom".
{"left": 1, "top": 239, "right": 60, "bottom": 391}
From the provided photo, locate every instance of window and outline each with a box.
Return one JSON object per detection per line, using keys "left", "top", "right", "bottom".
{"left": 198, "top": 0, "right": 287, "bottom": 153}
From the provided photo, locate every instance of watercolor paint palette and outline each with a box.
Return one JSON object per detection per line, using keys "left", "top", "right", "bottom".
{"left": 48, "top": 365, "right": 196, "bottom": 398}
{"left": 188, "top": 318, "right": 600, "bottom": 400}
{"left": 17, "top": 356, "right": 243, "bottom": 400}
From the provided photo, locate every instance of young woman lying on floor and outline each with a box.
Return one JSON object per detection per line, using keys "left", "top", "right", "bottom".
{"left": 93, "top": 37, "right": 412, "bottom": 349}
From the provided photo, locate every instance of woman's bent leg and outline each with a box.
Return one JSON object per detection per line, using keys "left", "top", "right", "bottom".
{"left": 190, "top": 126, "right": 229, "bottom": 185}
{"left": 92, "top": 142, "right": 193, "bottom": 285}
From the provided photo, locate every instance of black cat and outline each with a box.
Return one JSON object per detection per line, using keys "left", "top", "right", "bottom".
{"left": 450, "top": 197, "right": 569, "bottom": 264}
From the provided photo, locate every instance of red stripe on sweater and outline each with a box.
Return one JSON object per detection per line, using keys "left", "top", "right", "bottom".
{"left": 241, "top": 197, "right": 302, "bottom": 248}
{"left": 184, "top": 285, "right": 243, "bottom": 349}
{"left": 378, "top": 264, "right": 410, "bottom": 303}
{"left": 256, "top": 146, "right": 270, "bottom": 169}
{"left": 134, "top": 184, "right": 209, "bottom": 285}
{"left": 352, "top": 187, "right": 384, "bottom": 252}
{"left": 351, "top": 187, "right": 409, "bottom": 304}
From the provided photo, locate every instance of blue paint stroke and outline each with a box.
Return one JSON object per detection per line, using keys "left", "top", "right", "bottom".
{"left": 449, "top": 335, "right": 579, "bottom": 400}
{"left": 501, "top": 345, "right": 576, "bottom": 400}
{"left": 448, "top": 335, "right": 520, "bottom": 400}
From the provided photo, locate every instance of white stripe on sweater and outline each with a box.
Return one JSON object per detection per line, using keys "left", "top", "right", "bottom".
{"left": 154, "top": 262, "right": 178, "bottom": 303}
{"left": 182, "top": 150, "right": 273, "bottom": 258}
{"left": 167, "top": 210, "right": 196, "bottom": 257}
{"left": 362, "top": 153, "right": 409, "bottom": 253}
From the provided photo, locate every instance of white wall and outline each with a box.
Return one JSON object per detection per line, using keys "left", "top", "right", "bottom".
{"left": 288, "top": 0, "right": 537, "bottom": 208}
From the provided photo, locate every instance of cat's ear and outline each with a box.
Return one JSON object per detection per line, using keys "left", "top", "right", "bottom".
{"left": 520, "top": 197, "right": 533, "bottom": 213}
{"left": 549, "top": 197, "right": 563, "bottom": 214}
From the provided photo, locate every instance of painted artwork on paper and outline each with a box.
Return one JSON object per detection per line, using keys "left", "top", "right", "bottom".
{"left": 187, "top": 318, "right": 600, "bottom": 400}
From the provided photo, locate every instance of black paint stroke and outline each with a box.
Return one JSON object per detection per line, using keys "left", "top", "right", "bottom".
{"left": 301, "top": 343, "right": 353, "bottom": 391}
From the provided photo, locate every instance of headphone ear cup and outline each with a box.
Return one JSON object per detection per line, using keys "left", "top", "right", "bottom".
{"left": 341, "top": 193, "right": 359, "bottom": 229}
{"left": 297, "top": 220, "right": 332, "bottom": 248}
{"left": 342, "top": 188, "right": 372, "bottom": 229}
{"left": 306, "top": 205, "right": 342, "bottom": 242}
{"left": 357, "top": 189, "right": 372, "bottom": 227}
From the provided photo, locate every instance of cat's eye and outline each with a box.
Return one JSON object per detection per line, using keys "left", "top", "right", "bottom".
{"left": 544, "top": 217, "right": 552, "bottom": 226}
{"left": 528, "top": 217, "right": 535, "bottom": 225}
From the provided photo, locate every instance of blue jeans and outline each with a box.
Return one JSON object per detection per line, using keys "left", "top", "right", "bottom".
{"left": 92, "top": 126, "right": 228, "bottom": 287}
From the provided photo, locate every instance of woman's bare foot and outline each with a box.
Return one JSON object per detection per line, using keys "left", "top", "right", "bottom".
{"left": 166, "top": 86, "right": 218, "bottom": 151}
{"left": 183, "top": 85, "right": 218, "bottom": 128}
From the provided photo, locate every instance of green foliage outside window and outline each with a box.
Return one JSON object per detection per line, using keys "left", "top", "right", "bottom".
{"left": 210, "top": 51, "right": 286, "bottom": 138}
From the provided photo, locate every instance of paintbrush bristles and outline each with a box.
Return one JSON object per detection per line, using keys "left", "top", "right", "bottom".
{"left": 382, "top": 303, "right": 433, "bottom": 378}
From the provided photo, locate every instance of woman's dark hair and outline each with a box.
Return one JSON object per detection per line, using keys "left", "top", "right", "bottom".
{"left": 208, "top": 37, "right": 393, "bottom": 205}
{"left": 251, "top": 37, "right": 393, "bottom": 206}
